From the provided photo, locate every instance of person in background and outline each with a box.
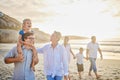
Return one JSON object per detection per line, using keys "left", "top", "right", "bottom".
{"left": 75, "top": 47, "right": 85, "bottom": 79}
{"left": 86, "top": 36, "right": 103, "bottom": 79}
{"left": 63, "top": 36, "right": 75, "bottom": 80}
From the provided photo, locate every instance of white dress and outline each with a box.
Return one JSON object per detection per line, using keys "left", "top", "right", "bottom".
{"left": 64, "top": 44, "right": 71, "bottom": 64}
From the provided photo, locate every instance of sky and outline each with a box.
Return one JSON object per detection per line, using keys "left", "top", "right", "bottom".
{"left": 0, "top": 0, "right": 120, "bottom": 40}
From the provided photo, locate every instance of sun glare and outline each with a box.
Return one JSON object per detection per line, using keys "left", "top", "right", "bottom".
{"left": 34, "top": 0, "right": 119, "bottom": 40}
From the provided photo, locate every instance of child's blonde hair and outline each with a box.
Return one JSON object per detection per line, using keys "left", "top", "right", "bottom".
{"left": 79, "top": 47, "right": 84, "bottom": 51}
{"left": 23, "top": 18, "right": 31, "bottom": 24}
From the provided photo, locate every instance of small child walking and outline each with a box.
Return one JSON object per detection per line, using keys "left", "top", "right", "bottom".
{"left": 75, "top": 47, "right": 85, "bottom": 79}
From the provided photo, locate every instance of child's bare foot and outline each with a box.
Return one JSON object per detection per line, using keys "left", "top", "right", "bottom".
{"left": 32, "top": 66, "right": 35, "bottom": 71}
{"left": 19, "top": 52, "right": 23, "bottom": 54}
{"left": 79, "top": 76, "right": 82, "bottom": 79}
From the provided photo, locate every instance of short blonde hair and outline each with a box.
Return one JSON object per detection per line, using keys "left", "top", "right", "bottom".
{"left": 54, "top": 31, "right": 61, "bottom": 41}
{"left": 64, "top": 36, "right": 69, "bottom": 40}
{"left": 79, "top": 47, "right": 84, "bottom": 51}
{"left": 23, "top": 18, "right": 31, "bottom": 24}
{"left": 91, "top": 36, "right": 96, "bottom": 39}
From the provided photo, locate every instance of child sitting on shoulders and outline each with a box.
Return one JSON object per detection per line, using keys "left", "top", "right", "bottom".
{"left": 17, "top": 19, "right": 37, "bottom": 71}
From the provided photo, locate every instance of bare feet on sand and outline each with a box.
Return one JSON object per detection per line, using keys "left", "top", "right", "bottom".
{"left": 88, "top": 73, "right": 92, "bottom": 76}
{"left": 96, "top": 75, "right": 101, "bottom": 79}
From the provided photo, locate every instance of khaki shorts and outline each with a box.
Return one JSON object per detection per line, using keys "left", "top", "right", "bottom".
{"left": 77, "top": 63, "right": 84, "bottom": 72}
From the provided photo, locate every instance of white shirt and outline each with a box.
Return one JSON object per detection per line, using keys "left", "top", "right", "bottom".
{"left": 76, "top": 53, "right": 84, "bottom": 64}
{"left": 63, "top": 44, "right": 71, "bottom": 63}
{"left": 37, "top": 44, "right": 68, "bottom": 77}
{"left": 87, "top": 42, "right": 99, "bottom": 58}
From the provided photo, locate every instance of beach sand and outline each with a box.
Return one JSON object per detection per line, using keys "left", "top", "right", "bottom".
{"left": 0, "top": 43, "right": 120, "bottom": 80}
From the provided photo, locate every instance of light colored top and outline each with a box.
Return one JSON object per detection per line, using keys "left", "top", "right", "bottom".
{"left": 37, "top": 44, "right": 68, "bottom": 78}
{"left": 63, "top": 44, "right": 71, "bottom": 63}
{"left": 87, "top": 42, "right": 99, "bottom": 58}
{"left": 76, "top": 53, "right": 84, "bottom": 64}
{"left": 4, "top": 46, "right": 35, "bottom": 80}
